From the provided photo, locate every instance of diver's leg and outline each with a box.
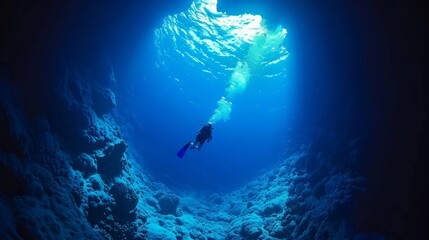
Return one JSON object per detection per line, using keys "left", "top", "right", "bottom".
{"left": 192, "top": 135, "right": 202, "bottom": 149}
{"left": 190, "top": 138, "right": 199, "bottom": 149}
{"left": 197, "top": 141, "right": 205, "bottom": 150}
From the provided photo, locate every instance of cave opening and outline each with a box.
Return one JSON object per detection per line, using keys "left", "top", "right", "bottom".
{"left": 127, "top": 0, "right": 293, "bottom": 192}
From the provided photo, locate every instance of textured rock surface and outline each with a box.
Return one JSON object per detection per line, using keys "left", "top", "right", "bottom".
{"left": 73, "top": 153, "right": 97, "bottom": 177}
{"left": 240, "top": 214, "right": 263, "bottom": 239}
{"left": 92, "top": 87, "right": 117, "bottom": 116}
{"left": 158, "top": 193, "right": 180, "bottom": 216}
{"left": 97, "top": 140, "right": 127, "bottom": 178}
{"left": 110, "top": 182, "right": 139, "bottom": 222}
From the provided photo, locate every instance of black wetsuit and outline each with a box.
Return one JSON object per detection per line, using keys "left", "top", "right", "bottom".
{"left": 193, "top": 124, "right": 213, "bottom": 150}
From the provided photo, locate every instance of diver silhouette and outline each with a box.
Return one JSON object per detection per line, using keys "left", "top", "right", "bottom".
{"left": 177, "top": 123, "right": 213, "bottom": 158}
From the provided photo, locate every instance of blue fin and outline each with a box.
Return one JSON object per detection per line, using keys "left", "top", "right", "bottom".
{"left": 177, "top": 142, "right": 191, "bottom": 158}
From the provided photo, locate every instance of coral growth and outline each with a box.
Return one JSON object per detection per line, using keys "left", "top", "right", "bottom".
{"left": 110, "top": 182, "right": 139, "bottom": 222}
{"left": 158, "top": 193, "right": 180, "bottom": 216}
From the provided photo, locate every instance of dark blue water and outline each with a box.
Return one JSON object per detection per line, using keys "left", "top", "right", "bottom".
{"left": 127, "top": 1, "right": 293, "bottom": 191}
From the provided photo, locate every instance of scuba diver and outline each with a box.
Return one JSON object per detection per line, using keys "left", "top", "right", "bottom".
{"left": 190, "top": 123, "right": 213, "bottom": 150}
{"left": 177, "top": 123, "right": 213, "bottom": 158}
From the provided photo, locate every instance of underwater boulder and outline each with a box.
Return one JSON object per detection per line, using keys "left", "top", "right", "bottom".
{"left": 158, "top": 193, "right": 180, "bottom": 215}
{"left": 208, "top": 193, "right": 223, "bottom": 204}
{"left": 109, "top": 221, "right": 137, "bottom": 240}
{"left": 81, "top": 115, "right": 119, "bottom": 151}
{"left": 88, "top": 174, "right": 105, "bottom": 191}
{"left": 97, "top": 140, "right": 127, "bottom": 178}
{"left": 109, "top": 182, "right": 139, "bottom": 222}
{"left": 226, "top": 218, "right": 244, "bottom": 238}
{"left": 73, "top": 153, "right": 97, "bottom": 177}
{"left": 240, "top": 213, "right": 263, "bottom": 240}
{"left": 92, "top": 87, "right": 116, "bottom": 116}
{"left": 86, "top": 192, "right": 114, "bottom": 225}
{"left": 262, "top": 201, "right": 282, "bottom": 216}
{"left": 63, "top": 103, "right": 94, "bottom": 132}
{"left": 145, "top": 222, "right": 177, "bottom": 240}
